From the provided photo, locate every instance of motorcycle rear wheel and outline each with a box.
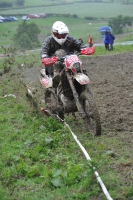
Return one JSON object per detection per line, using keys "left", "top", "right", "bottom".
{"left": 80, "top": 91, "right": 101, "bottom": 136}
{"left": 45, "top": 88, "right": 64, "bottom": 120}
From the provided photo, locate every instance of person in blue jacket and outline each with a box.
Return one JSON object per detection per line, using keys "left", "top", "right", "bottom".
{"left": 103, "top": 31, "right": 109, "bottom": 50}
{"left": 108, "top": 31, "right": 115, "bottom": 50}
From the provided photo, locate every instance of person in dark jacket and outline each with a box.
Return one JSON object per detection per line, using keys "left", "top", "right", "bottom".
{"left": 103, "top": 31, "right": 109, "bottom": 50}
{"left": 41, "top": 21, "right": 87, "bottom": 87}
{"left": 108, "top": 31, "right": 115, "bottom": 50}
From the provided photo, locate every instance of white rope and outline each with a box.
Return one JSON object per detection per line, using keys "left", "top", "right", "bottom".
{"left": 42, "top": 112, "right": 113, "bottom": 200}
{"left": 63, "top": 120, "right": 113, "bottom": 200}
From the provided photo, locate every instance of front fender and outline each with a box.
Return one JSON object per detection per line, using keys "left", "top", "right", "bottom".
{"left": 73, "top": 73, "right": 90, "bottom": 85}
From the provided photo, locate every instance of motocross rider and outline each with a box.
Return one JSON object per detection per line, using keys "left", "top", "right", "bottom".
{"left": 41, "top": 21, "right": 88, "bottom": 87}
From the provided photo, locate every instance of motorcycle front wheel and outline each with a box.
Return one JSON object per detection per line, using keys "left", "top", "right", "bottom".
{"left": 80, "top": 90, "right": 101, "bottom": 136}
{"left": 45, "top": 88, "right": 64, "bottom": 120}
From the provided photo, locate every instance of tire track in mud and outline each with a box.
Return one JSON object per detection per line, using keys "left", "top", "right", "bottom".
{"left": 83, "top": 52, "right": 133, "bottom": 132}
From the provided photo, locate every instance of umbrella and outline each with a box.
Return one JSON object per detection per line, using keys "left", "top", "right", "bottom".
{"left": 99, "top": 26, "right": 112, "bottom": 34}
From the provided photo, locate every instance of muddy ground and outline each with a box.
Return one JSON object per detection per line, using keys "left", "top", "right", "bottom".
{"left": 84, "top": 52, "right": 133, "bottom": 133}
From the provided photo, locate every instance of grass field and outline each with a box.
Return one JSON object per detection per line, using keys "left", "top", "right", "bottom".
{"left": 0, "top": 17, "right": 107, "bottom": 50}
{"left": 1, "top": 1, "right": 133, "bottom": 49}
{"left": 1, "top": 2, "right": 133, "bottom": 19}
{"left": 0, "top": 16, "right": 133, "bottom": 53}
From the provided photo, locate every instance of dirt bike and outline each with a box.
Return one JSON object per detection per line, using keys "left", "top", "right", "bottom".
{"left": 40, "top": 47, "right": 101, "bottom": 136}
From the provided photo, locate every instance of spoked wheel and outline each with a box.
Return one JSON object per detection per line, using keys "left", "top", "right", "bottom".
{"left": 45, "top": 88, "right": 64, "bottom": 120}
{"left": 80, "top": 91, "right": 101, "bottom": 136}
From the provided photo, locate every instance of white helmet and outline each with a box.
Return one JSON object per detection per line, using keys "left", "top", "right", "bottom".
{"left": 52, "top": 21, "right": 69, "bottom": 45}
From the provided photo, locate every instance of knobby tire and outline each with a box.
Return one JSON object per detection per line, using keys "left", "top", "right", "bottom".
{"left": 80, "top": 90, "right": 101, "bottom": 136}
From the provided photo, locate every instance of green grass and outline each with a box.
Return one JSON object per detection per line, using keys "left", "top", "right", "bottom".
{"left": 116, "top": 34, "right": 133, "bottom": 42}
{"left": 0, "top": 22, "right": 18, "bottom": 47}
{"left": 0, "top": 90, "right": 130, "bottom": 200}
{"left": 0, "top": 93, "right": 132, "bottom": 199}
{"left": 1, "top": 2, "right": 133, "bottom": 19}
{"left": 0, "top": 17, "right": 104, "bottom": 49}
{"left": 0, "top": 75, "right": 102, "bottom": 199}
{"left": 94, "top": 44, "right": 133, "bottom": 55}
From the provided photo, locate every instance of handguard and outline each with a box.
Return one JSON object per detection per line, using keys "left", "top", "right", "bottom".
{"left": 42, "top": 56, "right": 58, "bottom": 66}
{"left": 81, "top": 46, "right": 95, "bottom": 55}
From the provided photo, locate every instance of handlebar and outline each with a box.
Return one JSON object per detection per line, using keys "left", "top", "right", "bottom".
{"left": 42, "top": 47, "right": 95, "bottom": 66}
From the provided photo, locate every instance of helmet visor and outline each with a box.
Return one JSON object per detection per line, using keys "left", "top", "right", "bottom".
{"left": 53, "top": 32, "right": 68, "bottom": 39}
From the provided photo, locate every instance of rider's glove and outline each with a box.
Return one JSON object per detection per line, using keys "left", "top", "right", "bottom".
{"left": 42, "top": 56, "right": 58, "bottom": 66}
{"left": 81, "top": 46, "right": 95, "bottom": 55}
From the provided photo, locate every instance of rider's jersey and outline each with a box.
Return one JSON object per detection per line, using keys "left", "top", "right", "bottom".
{"left": 41, "top": 35, "right": 87, "bottom": 58}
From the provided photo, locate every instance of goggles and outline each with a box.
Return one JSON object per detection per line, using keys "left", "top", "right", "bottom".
{"left": 53, "top": 32, "right": 68, "bottom": 39}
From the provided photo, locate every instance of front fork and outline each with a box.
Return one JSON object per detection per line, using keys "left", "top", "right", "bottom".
{"left": 66, "top": 72, "right": 86, "bottom": 118}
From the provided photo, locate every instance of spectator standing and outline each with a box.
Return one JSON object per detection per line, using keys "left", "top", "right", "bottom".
{"left": 108, "top": 31, "right": 115, "bottom": 50}
{"left": 88, "top": 35, "right": 93, "bottom": 47}
{"left": 103, "top": 31, "right": 109, "bottom": 50}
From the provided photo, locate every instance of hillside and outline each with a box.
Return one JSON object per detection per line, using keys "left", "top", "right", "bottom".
{"left": 0, "top": 51, "right": 133, "bottom": 199}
